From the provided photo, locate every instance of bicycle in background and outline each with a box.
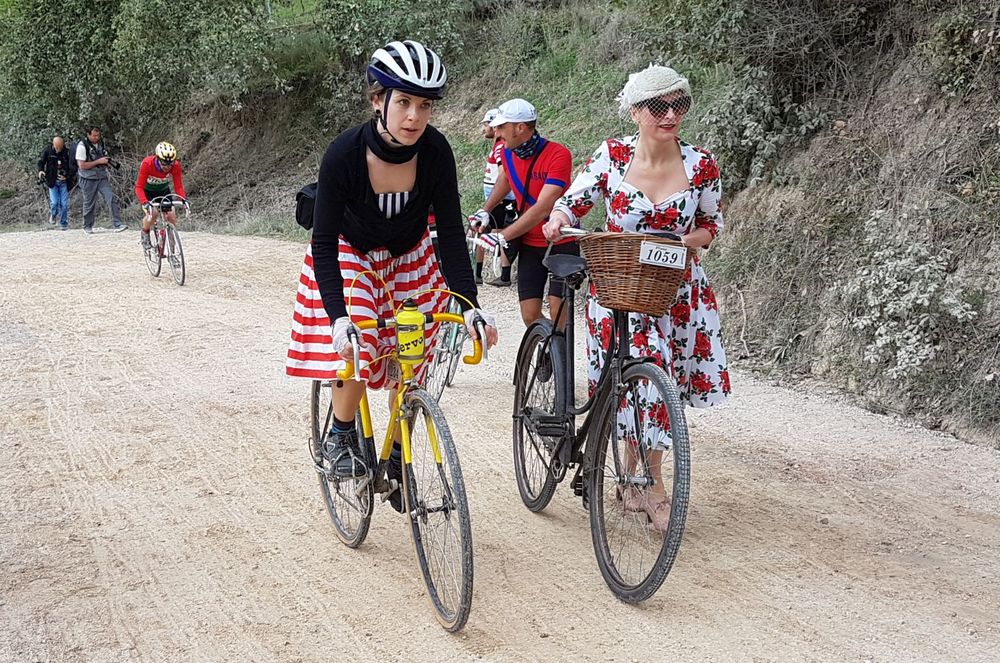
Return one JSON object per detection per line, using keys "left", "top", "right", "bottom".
{"left": 142, "top": 193, "right": 187, "bottom": 286}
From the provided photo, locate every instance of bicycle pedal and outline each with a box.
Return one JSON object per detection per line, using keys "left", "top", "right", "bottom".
{"left": 378, "top": 478, "right": 400, "bottom": 503}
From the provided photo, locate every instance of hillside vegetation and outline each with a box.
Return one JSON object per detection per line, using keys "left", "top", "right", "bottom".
{"left": 1, "top": 0, "right": 998, "bottom": 444}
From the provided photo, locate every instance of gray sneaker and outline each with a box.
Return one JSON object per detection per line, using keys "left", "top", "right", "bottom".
{"left": 83, "top": 226, "right": 94, "bottom": 234}
{"left": 322, "top": 429, "right": 366, "bottom": 478}
{"left": 48, "top": 215, "right": 57, "bottom": 225}
{"left": 487, "top": 277, "right": 511, "bottom": 287}
{"left": 112, "top": 224, "right": 128, "bottom": 233}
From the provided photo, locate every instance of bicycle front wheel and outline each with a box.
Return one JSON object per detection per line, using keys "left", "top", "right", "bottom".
{"left": 311, "top": 380, "right": 374, "bottom": 548}
{"left": 588, "top": 361, "right": 690, "bottom": 603}
{"left": 165, "top": 224, "right": 185, "bottom": 285}
{"left": 403, "top": 388, "right": 473, "bottom": 632}
{"left": 512, "top": 322, "right": 564, "bottom": 512}
{"left": 144, "top": 224, "right": 161, "bottom": 277}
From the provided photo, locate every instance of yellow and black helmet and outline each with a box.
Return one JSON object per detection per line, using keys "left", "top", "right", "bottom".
{"left": 155, "top": 141, "right": 177, "bottom": 162}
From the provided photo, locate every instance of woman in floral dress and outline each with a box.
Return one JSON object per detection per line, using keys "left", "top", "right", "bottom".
{"left": 543, "top": 65, "right": 730, "bottom": 530}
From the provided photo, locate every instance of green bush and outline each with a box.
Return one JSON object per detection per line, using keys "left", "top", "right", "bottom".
{"left": 112, "top": 1, "right": 276, "bottom": 120}
{"left": 922, "top": 2, "right": 1000, "bottom": 95}
{"left": 838, "top": 210, "right": 979, "bottom": 379}
{"left": 320, "top": 0, "right": 467, "bottom": 59}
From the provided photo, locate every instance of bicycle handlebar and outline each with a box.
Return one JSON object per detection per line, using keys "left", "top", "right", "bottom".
{"left": 336, "top": 312, "right": 484, "bottom": 381}
{"left": 146, "top": 193, "right": 189, "bottom": 215}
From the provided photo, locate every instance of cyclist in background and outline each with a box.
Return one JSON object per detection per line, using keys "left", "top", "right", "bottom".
{"left": 473, "top": 108, "right": 518, "bottom": 285}
{"left": 135, "top": 141, "right": 187, "bottom": 249}
{"left": 473, "top": 98, "right": 576, "bottom": 326}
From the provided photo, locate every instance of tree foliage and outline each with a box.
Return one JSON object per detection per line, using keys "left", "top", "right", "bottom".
{"left": 0, "top": 0, "right": 275, "bottom": 157}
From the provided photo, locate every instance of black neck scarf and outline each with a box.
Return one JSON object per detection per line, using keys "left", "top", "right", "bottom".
{"left": 362, "top": 118, "right": 421, "bottom": 165}
{"left": 513, "top": 131, "right": 543, "bottom": 159}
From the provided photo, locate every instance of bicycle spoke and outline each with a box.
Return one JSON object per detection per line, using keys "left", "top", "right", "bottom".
{"left": 589, "top": 363, "right": 690, "bottom": 602}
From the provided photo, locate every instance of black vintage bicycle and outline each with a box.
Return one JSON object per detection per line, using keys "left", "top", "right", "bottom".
{"left": 512, "top": 227, "right": 691, "bottom": 602}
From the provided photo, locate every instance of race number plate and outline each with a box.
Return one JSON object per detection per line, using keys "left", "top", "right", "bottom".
{"left": 639, "top": 241, "right": 687, "bottom": 269}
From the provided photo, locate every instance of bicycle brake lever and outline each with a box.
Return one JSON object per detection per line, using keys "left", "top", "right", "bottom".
{"left": 474, "top": 316, "right": 489, "bottom": 362}
{"left": 347, "top": 327, "right": 363, "bottom": 381}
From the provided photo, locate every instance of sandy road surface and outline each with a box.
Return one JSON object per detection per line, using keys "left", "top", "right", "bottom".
{"left": 1, "top": 229, "right": 999, "bottom": 662}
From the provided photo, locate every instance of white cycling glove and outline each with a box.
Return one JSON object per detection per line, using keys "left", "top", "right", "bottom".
{"left": 463, "top": 308, "right": 497, "bottom": 340}
{"left": 475, "top": 232, "right": 508, "bottom": 251}
{"left": 331, "top": 317, "right": 361, "bottom": 355}
{"left": 467, "top": 209, "right": 491, "bottom": 229}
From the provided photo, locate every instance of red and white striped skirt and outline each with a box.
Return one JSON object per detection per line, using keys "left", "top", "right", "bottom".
{"left": 286, "top": 231, "right": 449, "bottom": 390}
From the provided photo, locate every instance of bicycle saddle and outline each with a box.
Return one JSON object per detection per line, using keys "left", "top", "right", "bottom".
{"left": 544, "top": 254, "right": 588, "bottom": 280}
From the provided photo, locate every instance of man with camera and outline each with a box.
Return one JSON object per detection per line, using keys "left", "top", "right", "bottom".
{"left": 76, "top": 126, "right": 127, "bottom": 234}
{"left": 36, "top": 136, "right": 75, "bottom": 229}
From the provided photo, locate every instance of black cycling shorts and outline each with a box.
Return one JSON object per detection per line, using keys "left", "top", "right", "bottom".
{"left": 486, "top": 199, "right": 517, "bottom": 231}
{"left": 517, "top": 241, "right": 580, "bottom": 302}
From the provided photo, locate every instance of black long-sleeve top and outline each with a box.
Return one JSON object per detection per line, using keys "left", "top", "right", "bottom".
{"left": 311, "top": 123, "right": 479, "bottom": 320}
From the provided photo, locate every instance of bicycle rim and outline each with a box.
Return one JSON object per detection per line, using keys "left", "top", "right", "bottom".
{"left": 588, "top": 361, "right": 690, "bottom": 602}
{"left": 512, "top": 324, "right": 562, "bottom": 512}
{"left": 165, "top": 225, "right": 185, "bottom": 285}
{"left": 311, "top": 380, "right": 374, "bottom": 548}
{"left": 403, "top": 388, "right": 473, "bottom": 632}
{"left": 144, "top": 224, "right": 161, "bottom": 277}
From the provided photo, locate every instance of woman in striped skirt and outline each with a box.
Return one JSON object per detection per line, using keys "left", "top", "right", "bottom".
{"left": 286, "top": 40, "right": 498, "bottom": 511}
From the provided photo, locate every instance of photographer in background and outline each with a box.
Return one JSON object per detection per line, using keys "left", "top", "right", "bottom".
{"left": 76, "top": 126, "right": 127, "bottom": 234}
{"left": 36, "top": 136, "right": 75, "bottom": 229}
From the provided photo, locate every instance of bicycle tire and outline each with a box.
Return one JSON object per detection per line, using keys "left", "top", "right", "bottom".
{"left": 422, "top": 323, "right": 452, "bottom": 400}
{"left": 403, "top": 388, "right": 473, "bottom": 632}
{"left": 588, "top": 361, "right": 690, "bottom": 603}
{"left": 512, "top": 322, "right": 564, "bottom": 512}
{"left": 310, "top": 380, "right": 374, "bottom": 549}
{"left": 443, "top": 323, "right": 466, "bottom": 387}
{"left": 165, "top": 224, "right": 185, "bottom": 286}
{"left": 144, "top": 223, "right": 161, "bottom": 277}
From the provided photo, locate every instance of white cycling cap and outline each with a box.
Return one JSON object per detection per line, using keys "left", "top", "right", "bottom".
{"left": 481, "top": 108, "right": 500, "bottom": 124}
{"left": 489, "top": 98, "right": 537, "bottom": 127}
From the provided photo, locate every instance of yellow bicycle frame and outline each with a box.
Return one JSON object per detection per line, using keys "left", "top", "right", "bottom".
{"left": 335, "top": 311, "right": 483, "bottom": 470}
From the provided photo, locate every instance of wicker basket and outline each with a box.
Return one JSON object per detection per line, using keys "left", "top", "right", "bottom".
{"left": 577, "top": 232, "right": 691, "bottom": 317}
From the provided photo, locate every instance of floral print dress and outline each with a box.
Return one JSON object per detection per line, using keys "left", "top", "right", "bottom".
{"left": 552, "top": 135, "right": 730, "bottom": 449}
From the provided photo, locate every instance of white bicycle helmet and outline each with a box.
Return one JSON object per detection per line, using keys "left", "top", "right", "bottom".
{"left": 367, "top": 40, "right": 447, "bottom": 100}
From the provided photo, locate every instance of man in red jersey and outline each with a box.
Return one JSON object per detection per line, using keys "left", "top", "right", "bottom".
{"left": 474, "top": 98, "right": 578, "bottom": 326}
{"left": 135, "top": 141, "right": 187, "bottom": 249}
{"left": 472, "top": 108, "right": 518, "bottom": 286}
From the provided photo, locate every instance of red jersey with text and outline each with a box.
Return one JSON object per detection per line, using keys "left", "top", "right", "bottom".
{"left": 499, "top": 138, "right": 572, "bottom": 247}
{"left": 135, "top": 156, "right": 186, "bottom": 204}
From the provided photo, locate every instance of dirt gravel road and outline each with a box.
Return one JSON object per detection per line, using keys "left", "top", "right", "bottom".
{"left": 2, "top": 230, "right": 999, "bottom": 662}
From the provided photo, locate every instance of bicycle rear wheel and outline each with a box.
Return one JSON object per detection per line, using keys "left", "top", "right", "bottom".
{"left": 443, "top": 323, "right": 467, "bottom": 387}
{"left": 311, "top": 380, "right": 374, "bottom": 548}
{"left": 423, "top": 323, "right": 454, "bottom": 400}
{"left": 588, "top": 361, "right": 690, "bottom": 602}
{"left": 403, "top": 388, "right": 473, "bottom": 632}
{"left": 512, "top": 322, "right": 564, "bottom": 512}
{"left": 165, "top": 224, "right": 185, "bottom": 285}
{"left": 144, "top": 223, "right": 161, "bottom": 277}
